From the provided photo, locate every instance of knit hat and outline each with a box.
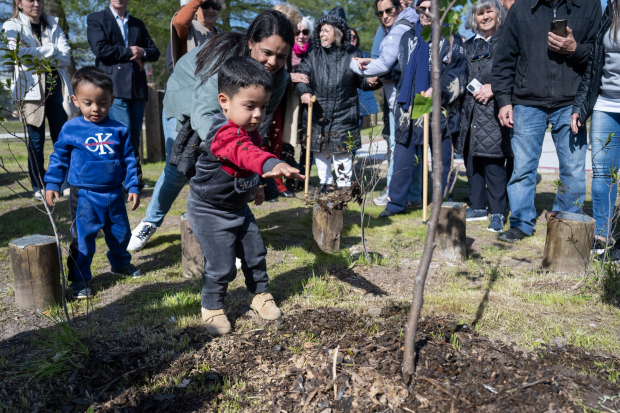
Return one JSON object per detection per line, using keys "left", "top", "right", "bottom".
{"left": 416, "top": 0, "right": 426, "bottom": 6}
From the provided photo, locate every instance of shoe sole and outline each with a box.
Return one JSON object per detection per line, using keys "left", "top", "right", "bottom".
{"left": 486, "top": 227, "right": 504, "bottom": 233}
{"left": 373, "top": 200, "right": 388, "bottom": 206}
{"left": 111, "top": 270, "right": 143, "bottom": 278}
{"left": 72, "top": 294, "right": 91, "bottom": 299}
{"left": 466, "top": 217, "right": 488, "bottom": 222}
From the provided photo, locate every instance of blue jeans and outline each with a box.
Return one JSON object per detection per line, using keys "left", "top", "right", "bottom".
{"left": 28, "top": 73, "right": 68, "bottom": 192}
{"left": 143, "top": 109, "right": 188, "bottom": 227}
{"left": 110, "top": 98, "right": 146, "bottom": 190}
{"left": 590, "top": 111, "right": 620, "bottom": 237}
{"left": 508, "top": 105, "right": 587, "bottom": 235}
{"left": 385, "top": 109, "right": 422, "bottom": 203}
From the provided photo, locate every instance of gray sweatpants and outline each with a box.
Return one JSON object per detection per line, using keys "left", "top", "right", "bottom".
{"left": 187, "top": 195, "right": 269, "bottom": 309}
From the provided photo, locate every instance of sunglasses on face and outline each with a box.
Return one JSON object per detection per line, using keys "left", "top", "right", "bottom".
{"left": 200, "top": 1, "right": 220, "bottom": 11}
{"left": 419, "top": 7, "right": 431, "bottom": 13}
{"left": 375, "top": 7, "right": 396, "bottom": 17}
{"left": 295, "top": 29, "right": 310, "bottom": 36}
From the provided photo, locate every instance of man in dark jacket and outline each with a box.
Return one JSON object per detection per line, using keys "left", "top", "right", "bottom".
{"left": 87, "top": 0, "right": 160, "bottom": 191}
{"left": 491, "top": 0, "right": 601, "bottom": 243}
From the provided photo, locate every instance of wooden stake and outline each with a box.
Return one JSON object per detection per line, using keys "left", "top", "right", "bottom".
{"left": 304, "top": 95, "right": 317, "bottom": 197}
{"left": 423, "top": 113, "right": 430, "bottom": 222}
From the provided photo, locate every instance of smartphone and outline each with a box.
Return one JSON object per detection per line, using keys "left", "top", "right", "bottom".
{"left": 551, "top": 19, "right": 567, "bottom": 37}
{"left": 467, "top": 79, "right": 483, "bottom": 94}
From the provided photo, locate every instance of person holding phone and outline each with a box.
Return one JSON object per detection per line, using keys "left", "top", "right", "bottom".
{"left": 490, "top": 0, "right": 602, "bottom": 243}
{"left": 572, "top": 0, "right": 620, "bottom": 261}
{"left": 455, "top": 0, "right": 511, "bottom": 233}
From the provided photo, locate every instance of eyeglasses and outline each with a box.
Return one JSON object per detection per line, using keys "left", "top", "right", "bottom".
{"left": 471, "top": 39, "right": 491, "bottom": 61}
{"left": 375, "top": 7, "right": 396, "bottom": 17}
{"left": 295, "top": 29, "right": 310, "bottom": 36}
{"left": 200, "top": 1, "right": 221, "bottom": 11}
{"left": 418, "top": 7, "right": 431, "bottom": 13}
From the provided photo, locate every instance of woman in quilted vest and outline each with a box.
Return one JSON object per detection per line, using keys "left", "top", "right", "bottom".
{"left": 455, "top": 0, "right": 511, "bottom": 233}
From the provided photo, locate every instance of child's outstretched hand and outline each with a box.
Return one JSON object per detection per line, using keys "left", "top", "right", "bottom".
{"left": 262, "top": 163, "right": 305, "bottom": 181}
{"left": 253, "top": 186, "right": 265, "bottom": 206}
{"left": 45, "top": 190, "right": 59, "bottom": 207}
{"left": 128, "top": 193, "right": 140, "bottom": 210}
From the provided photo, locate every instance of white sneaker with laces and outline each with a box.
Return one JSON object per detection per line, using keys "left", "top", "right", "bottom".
{"left": 373, "top": 192, "right": 390, "bottom": 206}
{"left": 127, "top": 222, "right": 157, "bottom": 252}
{"left": 33, "top": 189, "right": 45, "bottom": 201}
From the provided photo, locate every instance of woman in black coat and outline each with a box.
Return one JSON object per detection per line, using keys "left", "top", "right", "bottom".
{"left": 295, "top": 7, "right": 374, "bottom": 192}
{"left": 456, "top": 0, "right": 511, "bottom": 233}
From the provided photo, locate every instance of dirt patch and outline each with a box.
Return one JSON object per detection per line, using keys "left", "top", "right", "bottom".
{"left": 2, "top": 306, "right": 619, "bottom": 412}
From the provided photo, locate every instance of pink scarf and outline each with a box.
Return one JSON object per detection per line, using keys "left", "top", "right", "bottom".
{"left": 293, "top": 42, "right": 310, "bottom": 56}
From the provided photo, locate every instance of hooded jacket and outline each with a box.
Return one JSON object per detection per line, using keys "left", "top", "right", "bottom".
{"left": 491, "top": 0, "right": 602, "bottom": 109}
{"left": 295, "top": 7, "right": 376, "bottom": 153}
{"left": 456, "top": 34, "right": 512, "bottom": 159}
{"left": 349, "top": 7, "right": 419, "bottom": 109}
{"left": 572, "top": 4, "right": 613, "bottom": 122}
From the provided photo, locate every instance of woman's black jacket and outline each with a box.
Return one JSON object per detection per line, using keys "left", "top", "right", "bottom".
{"left": 456, "top": 33, "right": 511, "bottom": 158}
{"left": 572, "top": 5, "right": 612, "bottom": 122}
{"left": 295, "top": 7, "right": 377, "bottom": 153}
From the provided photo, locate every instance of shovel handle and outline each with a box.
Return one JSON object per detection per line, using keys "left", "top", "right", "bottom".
{"left": 304, "top": 95, "right": 317, "bottom": 197}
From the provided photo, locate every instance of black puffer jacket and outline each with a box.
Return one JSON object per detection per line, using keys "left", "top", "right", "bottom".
{"left": 572, "top": 4, "right": 612, "bottom": 122}
{"left": 295, "top": 7, "right": 373, "bottom": 153}
{"left": 456, "top": 34, "right": 511, "bottom": 158}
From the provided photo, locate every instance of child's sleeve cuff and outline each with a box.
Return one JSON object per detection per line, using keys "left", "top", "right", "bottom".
{"left": 127, "top": 187, "right": 140, "bottom": 195}
{"left": 45, "top": 183, "right": 60, "bottom": 192}
{"left": 262, "top": 158, "right": 284, "bottom": 174}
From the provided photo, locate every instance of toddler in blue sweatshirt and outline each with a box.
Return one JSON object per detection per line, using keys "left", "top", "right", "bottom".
{"left": 45, "top": 67, "right": 142, "bottom": 299}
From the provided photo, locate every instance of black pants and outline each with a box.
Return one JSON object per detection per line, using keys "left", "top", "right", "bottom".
{"left": 463, "top": 137, "right": 507, "bottom": 215}
{"left": 187, "top": 196, "right": 269, "bottom": 309}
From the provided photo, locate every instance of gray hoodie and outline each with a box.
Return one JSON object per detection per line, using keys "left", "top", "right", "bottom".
{"left": 349, "top": 7, "right": 418, "bottom": 109}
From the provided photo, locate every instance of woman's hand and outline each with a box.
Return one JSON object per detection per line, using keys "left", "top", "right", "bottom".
{"left": 352, "top": 57, "right": 373, "bottom": 70}
{"left": 290, "top": 73, "right": 309, "bottom": 84}
{"left": 422, "top": 88, "right": 433, "bottom": 98}
{"left": 571, "top": 113, "right": 582, "bottom": 135}
{"left": 473, "top": 84, "right": 494, "bottom": 105}
{"left": 301, "top": 93, "right": 313, "bottom": 105}
{"left": 367, "top": 77, "right": 380, "bottom": 87}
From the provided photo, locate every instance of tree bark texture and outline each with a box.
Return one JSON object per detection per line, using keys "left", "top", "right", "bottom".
{"left": 9, "top": 235, "right": 62, "bottom": 311}
{"left": 312, "top": 205, "right": 344, "bottom": 254}
{"left": 403, "top": 0, "right": 444, "bottom": 384}
{"left": 145, "top": 85, "right": 165, "bottom": 162}
{"left": 181, "top": 212, "right": 204, "bottom": 278}
{"left": 542, "top": 211, "right": 595, "bottom": 273}
{"left": 436, "top": 202, "right": 467, "bottom": 259}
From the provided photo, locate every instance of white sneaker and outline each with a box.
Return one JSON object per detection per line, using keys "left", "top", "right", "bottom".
{"left": 127, "top": 222, "right": 157, "bottom": 252}
{"left": 373, "top": 192, "right": 389, "bottom": 206}
{"left": 236, "top": 258, "right": 242, "bottom": 270}
{"left": 62, "top": 187, "right": 71, "bottom": 198}
{"left": 33, "top": 190, "right": 45, "bottom": 201}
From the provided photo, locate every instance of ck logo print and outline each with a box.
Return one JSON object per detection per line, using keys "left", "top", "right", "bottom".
{"left": 85, "top": 133, "right": 115, "bottom": 155}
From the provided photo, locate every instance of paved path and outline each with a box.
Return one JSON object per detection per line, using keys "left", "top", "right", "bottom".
{"left": 358, "top": 132, "right": 593, "bottom": 172}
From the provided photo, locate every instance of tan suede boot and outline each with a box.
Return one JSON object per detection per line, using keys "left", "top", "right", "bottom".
{"left": 248, "top": 292, "right": 282, "bottom": 320}
{"left": 201, "top": 308, "right": 232, "bottom": 335}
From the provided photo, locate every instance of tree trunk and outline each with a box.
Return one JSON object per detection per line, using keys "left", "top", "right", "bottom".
{"left": 402, "top": 0, "right": 444, "bottom": 384}
{"left": 312, "top": 205, "right": 344, "bottom": 254}
{"left": 44, "top": 0, "right": 77, "bottom": 79}
{"left": 10, "top": 235, "right": 62, "bottom": 311}
{"left": 542, "top": 211, "right": 595, "bottom": 273}
{"left": 144, "top": 85, "right": 165, "bottom": 162}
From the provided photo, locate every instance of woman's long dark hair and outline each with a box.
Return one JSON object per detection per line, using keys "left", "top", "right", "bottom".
{"left": 195, "top": 10, "right": 295, "bottom": 84}
{"left": 611, "top": 0, "right": 620, "bottom": 44}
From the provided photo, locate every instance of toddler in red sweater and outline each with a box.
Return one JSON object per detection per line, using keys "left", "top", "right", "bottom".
{"left": 187, "top": 56, "right": 304, "bottom": 335}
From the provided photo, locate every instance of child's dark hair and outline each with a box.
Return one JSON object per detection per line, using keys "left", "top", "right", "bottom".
{"left": 71, "top": 66, "right": 114, "bottom": 95}
{"left": 218, "top": 56, "right": 273, "bottom": 98}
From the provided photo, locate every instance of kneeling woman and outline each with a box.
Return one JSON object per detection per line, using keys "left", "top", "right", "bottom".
{"left": 296, "top": 7, "right": 377, "bottom": 192}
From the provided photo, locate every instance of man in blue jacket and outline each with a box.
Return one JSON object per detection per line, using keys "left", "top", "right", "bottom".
{"left": 87, "top": 0, "right": 160, "bottom": 191}
{"left": 45, "top": 67, "right": 143, "bottom": 299}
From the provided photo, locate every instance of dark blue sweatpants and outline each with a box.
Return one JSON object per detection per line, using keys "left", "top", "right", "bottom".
{"left": 71, "top": 187, "right": 132, "bottom": 282}
{"left": 387, "top": 136, "right": 454, "bottom": 214}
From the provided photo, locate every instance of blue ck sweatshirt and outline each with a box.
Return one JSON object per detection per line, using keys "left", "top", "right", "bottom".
{"left": 45, "top": 116, "right": 139, "bottom": 194}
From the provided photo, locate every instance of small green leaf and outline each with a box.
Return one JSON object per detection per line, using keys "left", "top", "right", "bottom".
{"left": 410, "top": 93, "right": 433, "bottom": 120}
{"left": 441, "top": 26, "right": 452, "bottom": 38}
{"left": 421, "top": 26, "right": 431, "bottom": 42}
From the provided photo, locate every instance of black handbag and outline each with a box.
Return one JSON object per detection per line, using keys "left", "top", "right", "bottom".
{"left": 168, "top": 120, "right": 202, "bottom": 180}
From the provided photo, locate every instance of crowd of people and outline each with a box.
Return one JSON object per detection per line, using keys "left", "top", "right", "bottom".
{"left": 4, "top": 0, "right": 620, "bottom": 332}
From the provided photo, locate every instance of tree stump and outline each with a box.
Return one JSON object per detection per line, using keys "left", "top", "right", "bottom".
{"left": 436, "top": 202, "right": 467, "bottom": 259}
{"left": 181, "top": 213, "right": 204, "bottom": 278}
{"left": 312, "top": 204, "right": 344, "bottom": 253}
{"left": 9, "top": 235, "right": 61, "bottom": 311}
{"left": 144, "top": 84, "right": 165, "bottom": 162}
{"left": 542, "top": 211, "right": 595, "bottom": 273}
